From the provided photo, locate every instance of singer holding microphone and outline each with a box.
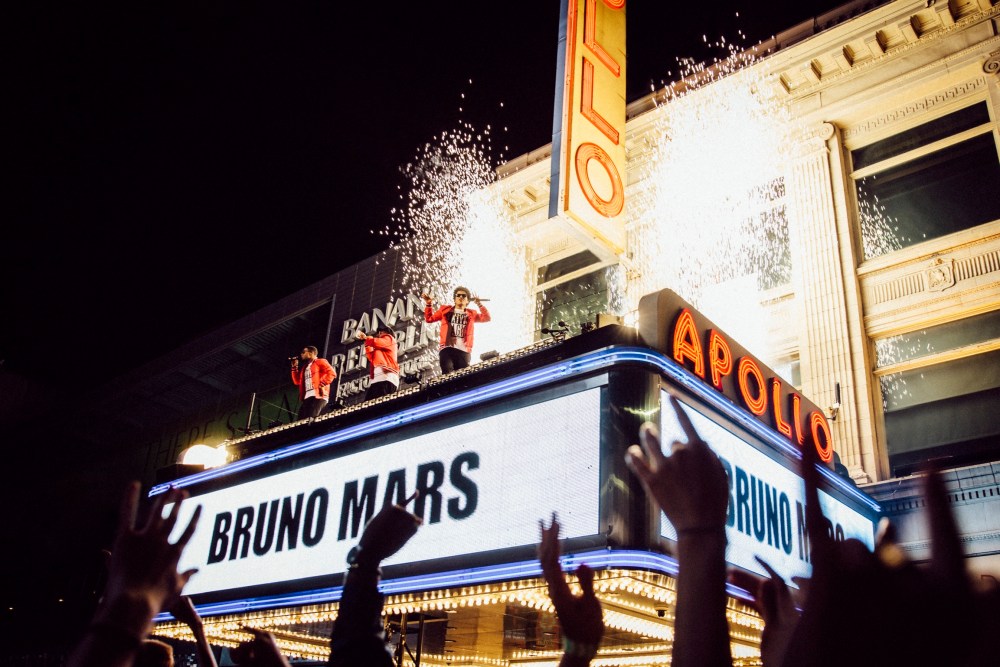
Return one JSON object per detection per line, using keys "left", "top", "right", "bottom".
{"left": 290, "top": 346, "right": 336, "bottom": 420}
{"left": 422, "top": 285, "right": 491, "bottom": 374}
{"left": 355, "top": 324, "right": 400, "bottom": 401}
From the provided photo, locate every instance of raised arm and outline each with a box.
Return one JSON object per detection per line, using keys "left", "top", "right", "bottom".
{"left": 625, "top": 397, "right": 731, "bottom": 667}
{"left": 68, "top": 483, "right": 201, "bottom": 667}
{"left": 473, "top": 298, "right": 490, "bottom": 322}
{"left": 168, "top": 596, "right": 219, "bottom": 667}
{"left": 328, "top": 495, "right": 421, "bottom": 667}
{"left": 538, "top": 514, "right": 604, "bottom": 666}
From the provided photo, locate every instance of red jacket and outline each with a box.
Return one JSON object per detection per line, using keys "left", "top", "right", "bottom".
{"left": 425, "top": 304, "right": 491, "bottom": 352}
{"left": 363, "top": 332, "right": 399, "bottom": 378}
{"left": 291, "top": 357, "right": 336, "bottom": 401}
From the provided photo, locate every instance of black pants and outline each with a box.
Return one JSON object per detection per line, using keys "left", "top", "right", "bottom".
{"left": 364, "top": 380, "right": 397, "bottom": 401}
{"left": 298, "top": 397, "right": 328, "bottom": 420}
{"left": 439, "top": 348, "right": 471, "bottom": 374}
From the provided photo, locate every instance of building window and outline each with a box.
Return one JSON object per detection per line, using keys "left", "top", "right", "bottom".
{"left": 535, "top": 264, "right": 613, "bottom": 338}
{"left": 749, "top": 201, "right": 792, "bottom": 291}
{"left": 875, "top": 310, "right": 1000, "bottom": 477}
{"left": 852, "top": 102, "right": 1000, "bottom": 261}
{"left": 537, "top": 250, "right": 600, "bottom": 284}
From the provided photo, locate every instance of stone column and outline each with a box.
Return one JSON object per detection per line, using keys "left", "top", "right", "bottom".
{"left": 786, "top": 122, "right": 879, "bottom": 483}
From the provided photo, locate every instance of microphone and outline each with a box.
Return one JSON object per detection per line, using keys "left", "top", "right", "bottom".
{"left": 542, "top": 321, "right": 570, "bottom": 336}
{"left": 472, "top": 297, "right": 490, "bottom": 302}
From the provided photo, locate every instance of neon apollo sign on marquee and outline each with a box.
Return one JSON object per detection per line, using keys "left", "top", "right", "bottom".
{"left": 169, "top": 389, "right": 601, "bottom": 597}
{"left": 640, "top": 288, "right": 877, "bottom": 580}
{"left": 638, "top": 289, "right": 835, "bottom": 464}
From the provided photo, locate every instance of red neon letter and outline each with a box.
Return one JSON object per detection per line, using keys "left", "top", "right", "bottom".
{"left": 574, "top": 143, "right": 624, "bottom": 217}
{"left": 581, "top": 58, "right": 619, "bottom": 144}
{"left": 771, "top": 378, "right": 793, "bottom": 438}
{"left": 583, "top": 0, "right": 622, "bottom": 76}
{"left": 708, "top": 330, "right": 731, "bottom": 390}
{"left": 810, "top": 411, "right": 834, "bottom": 463}
{"left": 672, "top": 308, "right": 705, "bottom": 378}
{"left": 792, "top": 393, "right": 805, "bottom": 445}
{"left": 737, "top": 357, "right": 767, "bottom": 416}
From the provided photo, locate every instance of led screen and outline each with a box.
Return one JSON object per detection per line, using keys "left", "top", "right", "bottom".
{"left": 659, "top": 391, "right": 876, "bottom": 582}
{"left": 172, "top": 387, "right": 602, "bottom": 596}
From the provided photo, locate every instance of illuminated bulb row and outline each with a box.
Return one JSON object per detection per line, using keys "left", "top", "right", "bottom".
{"left": 511, "top": 656, "right": 672, "bottom": 667}
{"left": 731, "top": 642, "right": 763, "bottom": 659}
{"left": 598, "top": 591, "right": 672, "bottom": 620}
{"left": 725, "top": 607, "right": 764, "bottom": 631}
{"left": 602, "top": 609, "right": 673, "bottom": 641}
{"left": 509, "top": 647, "right": 562, "bottom": 660}
{"left": 152, "top": 626, "right": 331, "bottom": 661}
{"left": 413, "top": 652, "right": 509, "bottom": 666}
{"left": 383, "top": 582, "right": 552, "bottom": 616}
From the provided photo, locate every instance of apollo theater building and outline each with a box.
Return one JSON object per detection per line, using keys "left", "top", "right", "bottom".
{"left": 53, "top": 0, "right": 1000, "bottom": 664}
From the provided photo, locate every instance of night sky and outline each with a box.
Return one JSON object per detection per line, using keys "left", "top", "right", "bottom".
{"left": 3, "top": 0, "right": 861, "bottom": 652}
{"left": 4, "top": 0, "right": 853, "bottom": 387}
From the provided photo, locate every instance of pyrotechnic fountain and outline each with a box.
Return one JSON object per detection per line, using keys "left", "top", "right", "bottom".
{"left": 385, "top": 39, "right": 818, "bottom": 371}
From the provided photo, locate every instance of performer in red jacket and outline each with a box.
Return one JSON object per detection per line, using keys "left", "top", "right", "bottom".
{"left": 422, "top": 286, "right": 491, "bottom": 374}
{"left": 290, "top": 345, "right": 336, "bottom": 420}
{"left": 355, "top": 324, "right": 400, "bottom": 401}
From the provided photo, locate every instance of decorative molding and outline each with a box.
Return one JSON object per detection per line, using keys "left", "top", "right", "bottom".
{"left": 865, "top": 271, "right": 926, "bottom": 304}
{"left": 863, "top": 246, "right": 1000, "bottom": 306}
{"left": 864, "top": 280, "right": 1000, "bottom": 324}
{"left": 843, "top": 77, "right": 987, "bottom": 140}
{"left": 985, "top": 49, "right": 1000, "bottom": 75}
{"left": 789, "top": 122, "right": 838, "bottom": 159}
{"left": 926, "top": 257, "right": 955, "bottom": 292}
{"left": 900, "top": 529, "right": 1000, "bottom": 557}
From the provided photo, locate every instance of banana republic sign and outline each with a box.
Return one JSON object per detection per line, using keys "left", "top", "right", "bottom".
{"left": 333, "top": 293, "right": 437, "bottom": 400}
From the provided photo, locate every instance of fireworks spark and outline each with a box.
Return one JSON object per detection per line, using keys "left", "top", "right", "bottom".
{"left": 385, "top": 118, "right": 531, "bottom": 357}
{"left": 625, "top": 44, "right": 796, "bottom": 364}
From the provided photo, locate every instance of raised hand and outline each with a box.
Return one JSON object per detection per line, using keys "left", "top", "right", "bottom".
{"left": 728, "top": 558, "right": 800, "bottom": 667}
{"left": 68, "top": 482, "right": 202, "bottom": 667}
{"left": 354, "top": 492, "right": 422, "bottom": 569}
{"left": 625, "top": 396, "right": 728, "bottom": 534}
{"left": 102, "top": 483, "right": 201, "bottom": 627}
{"left": 168, "top": 595, "right": 219, "bottom": 667}
{"left": 538, "top": 513, "right": 603, "bottom": 664}
{"left": 231, "top": 628, "right": 291, "bottom": 667}
{"left": 167, "top": 595, "right": 201, "bottom": 627}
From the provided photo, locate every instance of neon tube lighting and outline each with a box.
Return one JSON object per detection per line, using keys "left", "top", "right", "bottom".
{"left": 149, "top": 346, "right": 878, "bottom": 511}
{"left": 153, "top": 548, "right": 755, "bottom": 621}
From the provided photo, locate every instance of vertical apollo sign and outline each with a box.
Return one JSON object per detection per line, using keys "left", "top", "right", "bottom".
{"left": 550, "top": 0, "right": 627, "bottom": 256}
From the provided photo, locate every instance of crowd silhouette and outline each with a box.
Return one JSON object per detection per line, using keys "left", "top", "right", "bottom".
{"left": 66, "top": 397, "right": 999, "bottom": 666}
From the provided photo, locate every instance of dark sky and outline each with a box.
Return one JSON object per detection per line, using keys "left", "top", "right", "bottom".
{"left": 4, "top": 0, "right": 851, "bottom": 386}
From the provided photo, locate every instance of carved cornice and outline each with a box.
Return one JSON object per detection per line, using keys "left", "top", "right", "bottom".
{"left": 775, "top": 3, "right": 1000, "bottom": 95}
{"left": 843, "top": 76, "right": 988, "bottom": 141}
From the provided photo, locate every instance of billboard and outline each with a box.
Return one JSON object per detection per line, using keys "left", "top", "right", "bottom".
{"left": 658, "top": 391, "right": 876, "bottom": 583}
{"left": 170, "top": 386, "right": 602, "bottom": 598}
{"left": 550, "top": 0, "right": 627, "bottom": 256}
